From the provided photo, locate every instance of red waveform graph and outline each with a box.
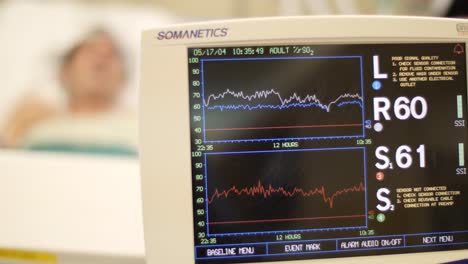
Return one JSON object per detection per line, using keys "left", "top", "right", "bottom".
{"left": 208, "top": 180, "right": 365, "bottom": 208}
{"left": 204, "top": 148, "right": 367, "bottom": 234}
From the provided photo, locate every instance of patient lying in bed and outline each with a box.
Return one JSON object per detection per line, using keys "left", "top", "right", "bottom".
{"left": 1, "top": 29, "right": 137, "bottom": 156}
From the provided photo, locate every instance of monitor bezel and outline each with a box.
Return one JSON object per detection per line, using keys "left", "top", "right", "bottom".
{"left": 140, "top": 16, "right": 468, "bottom": 264}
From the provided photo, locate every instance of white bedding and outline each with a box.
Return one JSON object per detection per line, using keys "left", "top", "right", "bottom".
{"left": 0, "top": 2, "right": 177, "bottom": 261}
{"left": 21, "top": 112, "right": 138, "bottom": 155}
{"left": 0, "top": 150, "right": 143, "bottom": 258}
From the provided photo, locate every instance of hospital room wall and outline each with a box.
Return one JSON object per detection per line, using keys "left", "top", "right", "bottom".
{"left": 40, "top": 0, "right": 278, "bottom": 18}
{"left": 36, "top": 0, "right": 450, "bottom": 18}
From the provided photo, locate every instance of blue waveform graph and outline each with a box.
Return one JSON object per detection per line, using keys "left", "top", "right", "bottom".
{"left": 204, "top": 89, "right": 363, "bottom": 112}
{"left": 200, "top": 56, "right": 365, "bottom": 142}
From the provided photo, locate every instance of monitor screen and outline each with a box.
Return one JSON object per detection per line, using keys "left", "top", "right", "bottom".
{"left": 187, "top": 43, "right": 468, "bottom": 263}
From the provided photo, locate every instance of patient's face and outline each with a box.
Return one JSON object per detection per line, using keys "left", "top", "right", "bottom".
{"left": 61, "top": 33, "right": 125, "bottom": 106}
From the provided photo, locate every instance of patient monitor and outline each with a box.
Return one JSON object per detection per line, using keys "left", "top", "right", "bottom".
{"left": 140, "top": 16, "right": 468, "bottom": 263}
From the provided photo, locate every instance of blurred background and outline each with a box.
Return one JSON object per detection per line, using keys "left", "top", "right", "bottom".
{"left": 1, "top": 1, "right": 468, "bottom": 262}
{"left": 0, "top": 0, "right": 467, "bottom": 157}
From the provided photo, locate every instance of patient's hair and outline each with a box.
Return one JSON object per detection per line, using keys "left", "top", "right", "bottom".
{"left": 60, "top": 28, "right": 127, "bottom": 77}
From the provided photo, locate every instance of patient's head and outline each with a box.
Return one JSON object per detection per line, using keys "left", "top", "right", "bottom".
{"left": 60, "top": 30, "right": 125, "bottom": 113}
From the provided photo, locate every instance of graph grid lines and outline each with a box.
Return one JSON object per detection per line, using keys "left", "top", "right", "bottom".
{"left": 200, "top": 56, "right": 365, "bottom": 143}
{"left": 204, "top": 147, "right": 368, "bottom": 236}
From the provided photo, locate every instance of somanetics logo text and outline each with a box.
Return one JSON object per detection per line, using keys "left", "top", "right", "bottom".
{"left": 157, "top": 28, "right": 228, "bottom": 40}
